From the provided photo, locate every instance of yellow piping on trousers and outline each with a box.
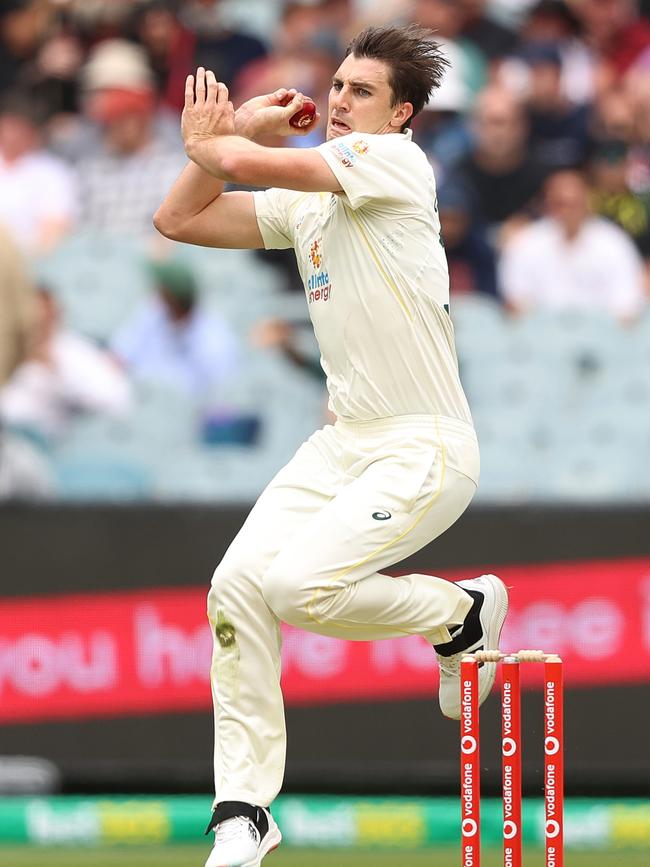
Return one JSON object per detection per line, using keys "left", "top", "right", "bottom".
{"left": 306, "top": 419, "right": 447, "bottom": 632}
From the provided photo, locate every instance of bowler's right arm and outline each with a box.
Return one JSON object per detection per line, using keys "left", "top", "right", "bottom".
{"left": 153, "top": 162, "right": 262, "bottom": 250}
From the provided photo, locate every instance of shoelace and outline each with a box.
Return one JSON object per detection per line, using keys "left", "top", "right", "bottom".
{"left": 438, "top": 654, "right": 461, "bottom": 676}
{"left": 215, "top": 816, "right": 259, "bottom": 846}
{"left": 437, "top": 648, "right": 484, "bottom": 676}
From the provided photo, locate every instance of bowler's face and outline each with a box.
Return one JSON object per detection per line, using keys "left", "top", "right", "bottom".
{"left": 327, "top": 54, "right": 409, "bottom": 140}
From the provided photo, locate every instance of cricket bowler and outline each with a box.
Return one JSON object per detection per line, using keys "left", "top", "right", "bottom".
{"left": 154, "top": 24, "right": 508, "bottom": 867}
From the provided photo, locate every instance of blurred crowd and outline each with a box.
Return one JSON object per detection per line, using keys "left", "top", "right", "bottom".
{"left": 2, "top": 0, "right": 650, "bottom": 500}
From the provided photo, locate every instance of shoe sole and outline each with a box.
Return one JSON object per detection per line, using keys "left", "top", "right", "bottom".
{"left": 470, "top": 574, "right": 509, "bottom": 707}
{"left": 252, "top": 825, "right": 282, "bottom": 867}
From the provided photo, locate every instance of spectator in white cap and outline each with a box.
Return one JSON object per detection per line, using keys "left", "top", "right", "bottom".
{"left": 75, "top": 39, "right": 184, "bottom": 236}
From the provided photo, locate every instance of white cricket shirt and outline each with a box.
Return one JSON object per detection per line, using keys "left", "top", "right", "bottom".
{"left": 254, "top": 129, "right": 472, "bottom": 425}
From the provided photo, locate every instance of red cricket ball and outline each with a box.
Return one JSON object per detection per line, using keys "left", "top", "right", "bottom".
{"left": 290, "top": 99, "right": 317, "bottom": 129}
{"left": 280, "top": 93, "right": 317, "bottom": 129}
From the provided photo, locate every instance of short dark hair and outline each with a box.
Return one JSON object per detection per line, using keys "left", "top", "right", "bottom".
{"left": 346, "top": 24, "right": 449, "bottom": 129}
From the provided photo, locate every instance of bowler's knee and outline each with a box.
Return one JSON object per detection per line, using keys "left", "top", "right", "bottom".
{"left": 262, "top": 563, "right": 310, "bottom": 626}
{"left": 208, "top": 557, "right": 250, "bottom": 623}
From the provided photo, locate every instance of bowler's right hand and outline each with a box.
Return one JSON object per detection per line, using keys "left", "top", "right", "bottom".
{"left": 235, "top": 88, "right": 319, "bottom": 140}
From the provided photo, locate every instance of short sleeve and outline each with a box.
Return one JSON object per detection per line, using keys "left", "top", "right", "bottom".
{"left": 317, "top": 132, "right": 426, "bottom": 211}
{"left": 253, "top": 188, "right": 298, "bottom": 250}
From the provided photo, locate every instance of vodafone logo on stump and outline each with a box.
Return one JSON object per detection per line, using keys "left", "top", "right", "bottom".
{"left": 545, "top": 819, "right": 561, "bottom": 838}
{"left": 461, "top": 818, "right": 478, "bottom": 837}
{"left": 461, "top": 735, "right": 477, "bottom": 754}
{"left": 545, "top": 736, "right": 561, "bottom": 755}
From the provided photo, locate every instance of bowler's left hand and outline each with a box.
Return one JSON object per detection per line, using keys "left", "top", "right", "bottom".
{"left": 182, "top": 67, "right": 234, "bottom": 151}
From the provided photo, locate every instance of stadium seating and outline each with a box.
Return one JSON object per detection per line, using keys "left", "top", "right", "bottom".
{"left": 37, "top": 232, "right": 151, "bottom": 341}
{"left": 454, "top": 297, "right": 650, "bottom": 502}
{"left": 37, "top": 238, "right": 650, "bottom": 503}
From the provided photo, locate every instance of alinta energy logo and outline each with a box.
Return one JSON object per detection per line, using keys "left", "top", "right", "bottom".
{"left": 331, "top": 138, "right": 369, "bottom": 168}
{"left": 307, "top": 238, "right": 332, "bottom": 304}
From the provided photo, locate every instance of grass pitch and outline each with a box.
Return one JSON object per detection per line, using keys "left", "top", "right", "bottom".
{"left": 2, "top": 847, "right": 648, "bottom": 866}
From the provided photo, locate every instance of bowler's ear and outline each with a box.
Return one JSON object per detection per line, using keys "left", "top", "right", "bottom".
{"left": 391, "top": 101, "right": 413, "bottom": 129}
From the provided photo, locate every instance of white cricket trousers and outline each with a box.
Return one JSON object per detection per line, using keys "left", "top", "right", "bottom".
{"left": 207, "top": 414, "right": 480, "bottom": 808}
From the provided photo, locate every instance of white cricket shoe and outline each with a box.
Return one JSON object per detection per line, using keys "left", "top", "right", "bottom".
{"left": 205, "top": 806, "right": 281, "bottom": 867}
{"left": 434, "top": 574, "right": 508, "bottom": 720}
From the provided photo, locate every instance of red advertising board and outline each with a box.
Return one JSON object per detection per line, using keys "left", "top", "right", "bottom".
{"left": 0, "top": 558, "right": 649, "bottom": 722}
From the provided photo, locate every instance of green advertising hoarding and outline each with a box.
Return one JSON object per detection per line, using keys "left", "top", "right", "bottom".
{"left": 0, "top": 797, "right": 648, "bottom": 850}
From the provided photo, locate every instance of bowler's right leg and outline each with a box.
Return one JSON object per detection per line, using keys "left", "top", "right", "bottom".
{"left": 205, "top": 433, "right": 343, "bottom": 866}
